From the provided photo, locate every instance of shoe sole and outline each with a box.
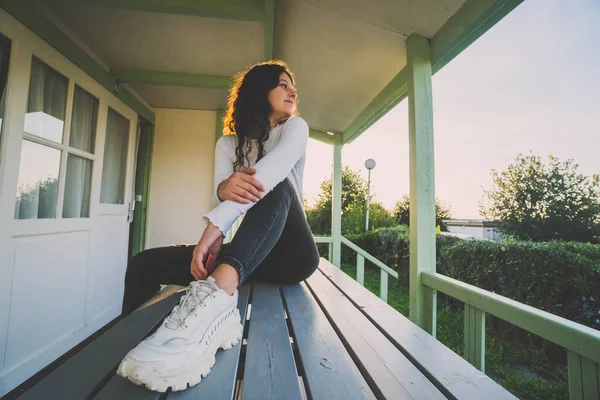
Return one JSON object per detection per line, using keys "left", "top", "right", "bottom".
{"left": 117, "top": 311, "right": 243, "bottom": 392}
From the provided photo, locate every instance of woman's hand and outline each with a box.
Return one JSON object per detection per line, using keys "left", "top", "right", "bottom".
{"left": 191, "top": 222, "right": 224, "bottom": 280}
{"left": 217, "top": 168, "right": 265, "bottom": 204}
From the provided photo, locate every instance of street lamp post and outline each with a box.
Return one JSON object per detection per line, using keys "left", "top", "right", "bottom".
{"left": 365, "top": 158, "right": 376, "bottom": 231}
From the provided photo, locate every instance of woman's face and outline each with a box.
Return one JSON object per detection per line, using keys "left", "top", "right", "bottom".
{"left": 268, "top": 72, "right": 296, "bottom": 124}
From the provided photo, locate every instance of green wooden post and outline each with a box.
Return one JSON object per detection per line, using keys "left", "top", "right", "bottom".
{"left": 423, "top": 286, "right": 437, "bottom": 338}
{"left": 568, "top": 350, "right": 600, "bottom": 400}
{"left": 464, "top": 304, "right": 486, "bottom": 372}
{"left": 568, "top": 351, "right": 584, "bottom": 400}
{"left": 356, "top": 254, "right": 365, "bottom": 285}
{"left": 380, "top": 271, "right": 388, "bottom": 303}
{"left": 407, "top": 35, "right": 437, "bottom": 335}
{"left": 331, "top": 134, "right": 342, "bottom": 268}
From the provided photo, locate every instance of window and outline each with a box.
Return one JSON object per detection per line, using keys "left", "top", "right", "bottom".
{"left": 24, "top": 57, "right": 68, "bottom": 143}
{"left": 100, "top": 108, "right": 129, "bottom": 204}
{"left": 15, "top": 140, "right": 60, "bottom": 219}
{"left": 15, "top": 57, "right": 67, "bottom": 219}
{"left": 69, "top": 85, "right": 98, "bottom": 153}
{"left": 62, "top": 86, "right": 98, "bottom": 218}
{"left": 15, "top": 57, "right": 100, "bottom": 219}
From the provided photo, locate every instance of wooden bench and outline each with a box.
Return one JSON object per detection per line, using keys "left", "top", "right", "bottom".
{"left": 18, "top": 259, "right": 516, "bottom": 399}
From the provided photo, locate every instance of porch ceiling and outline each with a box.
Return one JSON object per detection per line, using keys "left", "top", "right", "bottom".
{"left": 23, "top": 0, "right": 519, "bottom": 142}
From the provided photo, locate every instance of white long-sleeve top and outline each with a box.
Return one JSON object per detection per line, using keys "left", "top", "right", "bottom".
{"left": 205, "top": 116, "right": 309, "bottom": 234}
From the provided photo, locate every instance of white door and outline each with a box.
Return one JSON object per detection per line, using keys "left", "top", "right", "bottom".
{"left": 0, "top": 18, "right": 138, "bottom": 396}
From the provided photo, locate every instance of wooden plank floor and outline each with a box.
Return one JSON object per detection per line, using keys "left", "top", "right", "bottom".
{"left": 19, "top": 259, "right": 516, "bottom": 399}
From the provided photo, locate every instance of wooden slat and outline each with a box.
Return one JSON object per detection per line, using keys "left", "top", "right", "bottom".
{"left": 92, "top": 285, "right": 251, "bottom": 400}
{"left": 568, "top": 350, "right": 584, "bottom": 400}
{"left": 423, "top": 286, "right": 437, "bottom": 337}
{"left": 318, "top": 260, "right": 517, "bottom": 399}
{"left": 281, "top": 283, "right": 376, "bottom": 400}
{"left": 242, "top": 283, "right": 302, "bottom": 400}
{"left": 20, "top": 293, "right": 183, "bottom": 400}
{"left": 380, "top": 270, "right": 388, "bottom": 302}
{"left": 475, "top": 308, "right": 486, "bottom": 373}
{"left": 92, "top": 375, "right": 161, "bottom": 400}
{"left": 306, "top": 271, "right": 444, "bottom": 400}
{"left": 356, "top": 254, "right": 364, "bottom": 286}
{"left": 597, "top": 362, "right": 600, "bottom": 398}
{"left": 464, "top": 304, "right": 486, "bottom": 372}
{"left": 168, "top": 284, "right": 251, "bottom": 400}
{"left": 581, "top": 356, "right": 599, "bottom": 400}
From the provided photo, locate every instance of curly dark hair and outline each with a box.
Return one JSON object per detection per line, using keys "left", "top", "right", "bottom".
{"left": 222, "top": 60, "right": 297, "bottom": 171}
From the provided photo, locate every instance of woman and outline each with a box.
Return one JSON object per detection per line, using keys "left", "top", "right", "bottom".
{"left": 117, "top": 60, "right": 320, "bottom": 392}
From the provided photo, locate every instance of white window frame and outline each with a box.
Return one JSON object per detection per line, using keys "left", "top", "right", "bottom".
{"left": 0, "top": 10, "right": 138, "bottom": 238}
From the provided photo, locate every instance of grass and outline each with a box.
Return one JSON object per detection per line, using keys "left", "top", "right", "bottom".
{"left": 340, "top": 263, "right": 569, "bottom": 400}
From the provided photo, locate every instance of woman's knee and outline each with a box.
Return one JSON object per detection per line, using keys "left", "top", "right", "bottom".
{"left": 125, "top": 248, "right": 156, "bottom": 282}
{"left": 305, "top": 246, "right": 321, "bottom": 279}
{"left": 268, "top": 179, "right": 294, "bottom": 199}
{"left": 283, "top": 246, "right": 320, "bottom": 284}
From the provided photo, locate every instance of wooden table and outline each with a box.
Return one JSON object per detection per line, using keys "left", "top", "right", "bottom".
{"left": 18, "top": 260, "right": 516, "bottom": 399}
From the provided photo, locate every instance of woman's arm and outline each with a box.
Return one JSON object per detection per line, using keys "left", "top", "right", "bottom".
{"left": 211, "top": 136, "right": 235, "bottom": 208}
{"left": 214, "top": 136, "right": 266, "bottom": 205}
{"left": 204, "top": 116, "right": 309, "bottom": 233}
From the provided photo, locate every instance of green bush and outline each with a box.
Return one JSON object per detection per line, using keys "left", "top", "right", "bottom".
{"left": 339, "top": 227, "right": 600, "bottom": 330}
{"left": 342, "top": 226, "right": 460, "bottom": 282}
{"left": 441, "top": 240, "right": 600, "bottom": 330}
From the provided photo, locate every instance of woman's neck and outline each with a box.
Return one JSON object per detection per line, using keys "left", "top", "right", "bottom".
{"left": 270, "top": 117, "right": 287, "bottom": 128}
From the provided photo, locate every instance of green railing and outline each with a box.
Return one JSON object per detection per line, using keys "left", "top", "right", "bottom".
{"left": 422, "top": 272, "right": 600, "bottom": 400}
{"left": 313, "top": 235, "right": 398, "bottom": 302}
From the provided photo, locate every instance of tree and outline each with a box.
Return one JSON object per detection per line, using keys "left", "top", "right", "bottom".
{"left": 306, "top": 166, "right": 394, "bottom": 234}
{"left": 392, "top": 195, "right": 453, "bottom": 230}
{"left": 313, "top": 166, "right": 369, "bottom": 213}
{"left": 480, "top": 154, "right": 600, "bottom": 243}
{"left": 341, "top": 201, "right": 395, "bottom": 235}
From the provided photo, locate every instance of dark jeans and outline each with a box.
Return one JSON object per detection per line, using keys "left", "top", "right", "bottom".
{"left": 122, "top": 179, "right": 320, "bottom": 315}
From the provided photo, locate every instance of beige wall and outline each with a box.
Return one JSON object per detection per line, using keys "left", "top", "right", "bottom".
{"left": 147, "top": 109, "right": 216, "bottom": 248}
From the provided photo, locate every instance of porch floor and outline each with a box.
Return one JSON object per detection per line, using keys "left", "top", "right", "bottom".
{"left": 18, "top": 260, "right": 515, "bottom": 399}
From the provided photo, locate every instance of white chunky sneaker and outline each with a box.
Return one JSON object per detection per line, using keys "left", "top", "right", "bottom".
{"left": 117, "top": 277, "right": 242, "bottom": 392}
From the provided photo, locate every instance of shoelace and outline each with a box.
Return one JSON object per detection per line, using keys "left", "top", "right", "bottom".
{"left": 164, "top": 280, "right": 217, "bottom": 329}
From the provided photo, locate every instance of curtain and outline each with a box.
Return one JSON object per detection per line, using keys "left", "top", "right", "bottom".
{"left": 15, "top": 58, "right": 67, "bottom": 219}
{"left": 100, "top": 108, "right": 129, "bottom": 204}
{"left": 63, "top": 155, "right": 92, "bottom": 218}
{"left": 69, "top": 86, "right": 97, "bottom": 153}
{"left": 15, "top": 141, "right": 60, "bottom": 219}
{"left": 63, "top": 86, "right": 97, "bottom": 218}
{"left": 28, "top": 57, "right": 67, "bottom": 121}
{"left": 25, "top": 57, "right": 67, "bottom": 143}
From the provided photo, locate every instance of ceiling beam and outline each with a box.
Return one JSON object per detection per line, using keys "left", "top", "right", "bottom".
{"left": 430, "top": 0, "right": 524, "bottom": 73}
{"left": 342, "top": 69, "right": 408, "bottom": 144}
{"left": 45, "top": 0, "right": 265, "bottom": 22}
{"left": 309, "top": 129, "right": 336, "bottom": 145}
{"left": 111, "top": 69, "right": 232, "bottom": 89}
{"left": 264, "top": 0, "right": 275, "bottom": 60}
{"left": 342, "top": 0, "right": 523, "bottom": 144}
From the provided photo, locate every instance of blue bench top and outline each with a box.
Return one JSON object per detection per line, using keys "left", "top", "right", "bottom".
{"left": 18, "top": 259, "right": 516, "bottom": 399}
